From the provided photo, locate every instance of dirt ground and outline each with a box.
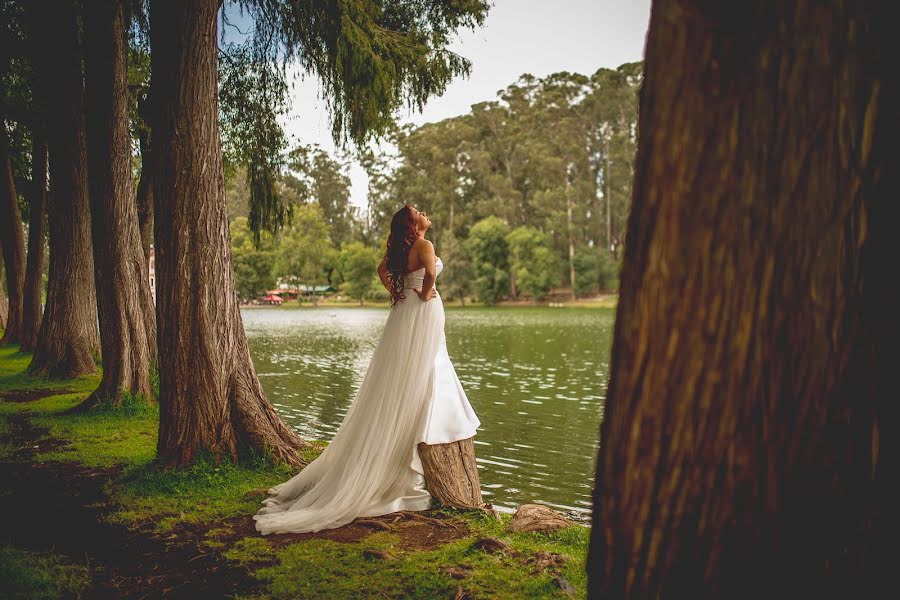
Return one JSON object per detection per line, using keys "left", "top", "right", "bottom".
{"left": 0, "top": 413, "right": 473, "bottom": 599}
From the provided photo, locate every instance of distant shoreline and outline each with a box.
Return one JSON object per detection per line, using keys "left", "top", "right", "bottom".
{"left": 239, "top": 293, "right": 618, "bottom": 310}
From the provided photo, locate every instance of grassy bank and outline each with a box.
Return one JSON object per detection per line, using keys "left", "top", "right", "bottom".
{"left": 0, "top": 344, "right": 589, "bottom": 598}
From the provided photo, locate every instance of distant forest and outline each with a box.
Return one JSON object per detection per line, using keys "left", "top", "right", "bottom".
{"left": 227, "top": 62, "right": 641, "bottom": 304}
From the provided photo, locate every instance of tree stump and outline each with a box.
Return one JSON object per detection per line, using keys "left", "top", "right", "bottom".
{"left": 417, "top": 437, "right": 484, "bottom": 509}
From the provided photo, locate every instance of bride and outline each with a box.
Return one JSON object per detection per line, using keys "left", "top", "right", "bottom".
{"left": 254, "top": 204, "right": 481, "bottom": 535}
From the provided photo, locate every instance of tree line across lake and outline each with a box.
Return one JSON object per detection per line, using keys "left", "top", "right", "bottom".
{"left": 226, "top": 62, "right": 638, "bottom": 305}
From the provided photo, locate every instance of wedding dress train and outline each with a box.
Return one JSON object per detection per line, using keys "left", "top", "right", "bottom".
{"left": 254, "top": 257, "right": 481, "bottom": 535}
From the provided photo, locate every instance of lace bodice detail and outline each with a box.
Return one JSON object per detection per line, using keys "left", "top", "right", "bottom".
{"left": 403, "top": 257, "right": 443, "bottom": 290}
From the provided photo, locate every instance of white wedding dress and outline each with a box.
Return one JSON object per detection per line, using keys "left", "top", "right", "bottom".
{"left": 254, "top": 256, "right": 481, "bottom": 535}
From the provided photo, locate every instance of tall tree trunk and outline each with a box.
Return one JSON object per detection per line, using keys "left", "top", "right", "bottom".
{"left": 150, "top": 0, "right": 307, "bottom": 467}
{"left": 604, "top": 137, "right": 612, "bottom": 255}
{"left": 0, "top": 129, "right": 26, "bottom": 346}
{"left": 78, "top": 0, "right": 156, "bottom": 408}
{"left": 565, "top": 171, "right": 576, "bottom": 300}
{"left": 136, "top": 91, "right": 154, "bottom": 267}
{"left": 27, "top": 0, "right": 100, "bottom": 377}
{"left": 20, "top": 133, "right": 47, "bottom": 352}
{"left": 0, "top": 254, "right": 7, "bottom": 329}
{"left": 588, "top": 2, "right": 894, "bottom": 598}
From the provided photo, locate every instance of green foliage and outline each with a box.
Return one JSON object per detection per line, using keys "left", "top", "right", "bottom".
{"left": 225, "top": 165, "right": 252, "bottom": 220}
{"left": 237, "top": 0, "right": 490, "bottom": 145}
{"left": 365, "top": 63, "right": 641, "bottom": 296}
{"left": 272, "top": 204, "right": 339, "bottom": 292}
{"left": 573, "top": 247, "right": 599, "bottom": 297}
{"left": 285, "top": 145, "right": 355, "bottom": 247}
{"left": 224, "top": 0, "right": 490, "bottom": 237}
{"left": 337, "top": 241, "right": 380, "bottom": 304}
{"left": 465, "top": 216, "right": 510, "bottom": 305}
{"left": 219, "top": 41, "right": 290, "bottom": 240}
{"left": 573, "top": 247, "right": 620, "bottom": 296}
{"left": 230, "top": 216, "right": 277, "bottom": 301}
{"left": 437, "top": 230, "right": 473, "bottom": 304}
{"left": 598, "top": 249, "right": 621, "bottom": 291}
{"left": 507, "top": 226, "right": 560, "bottom": 301}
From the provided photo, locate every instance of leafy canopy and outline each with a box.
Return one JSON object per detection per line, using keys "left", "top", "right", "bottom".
{"left": 222, "top": 0, "right": 490, "bottom": 237}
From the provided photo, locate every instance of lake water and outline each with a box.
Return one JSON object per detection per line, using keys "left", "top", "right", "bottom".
{"left": 242, "top": 306, "right": 613, "bottom": 521}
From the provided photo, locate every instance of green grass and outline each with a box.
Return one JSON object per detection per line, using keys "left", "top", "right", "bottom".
{"left": 1, "top": 343, "right": 589, "bottom": 598}
{"left": 110, "top": 452, "right": 312, "bottom": 531}
{"left": 0, "top": 546, "right": 91, "bottom": 600}
{"left": 236, "top": 510, "right": 588, "bottom": 599}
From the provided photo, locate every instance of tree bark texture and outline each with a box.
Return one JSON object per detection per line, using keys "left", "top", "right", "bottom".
{"left": 417, "top": 438, "right": 484, "bottom": 509}
{"left": 80, "top": 0, "right": 157, "bottom": 407}
{"left": 0, "top": 254, "right": 8, "bottom": 329}
{"left": 20, "top": 133, "right": 47, "bottom": 352}
{"left": 27, "top": 0, "right": 99, "bottom": 377}
{"left": 587, "top": 2, "right": 895, "bottom": 598}
{"left": 0, "top": 129, "right": 26, "bottom": 345}
{"left": 136, "top": 91, "right": 153, "bottom": 267}
{"left": 150, "top": 0, "right": 307, "bottom": 467}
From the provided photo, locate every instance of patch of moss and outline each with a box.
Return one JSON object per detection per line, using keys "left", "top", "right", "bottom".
{"left": 0, "top": 545, "right": 91, "bottom": 600}
{"left": 223, "top": 537, "right": 277, "bottom": 567}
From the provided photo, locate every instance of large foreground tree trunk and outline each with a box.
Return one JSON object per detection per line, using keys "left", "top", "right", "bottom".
{"left": 27, "top": 0, "right": 99, "bottom": 377}
{"left": 0, "top": 255, "right": 7, "bottom": 329}
{"left": 587, "top": 2, "right": 895, "bottom": 598}
{"left": 20, "top": 133, "right": 47, "bottom": 352}
{"left": 0, "top": 253, "right": 7, "bottom": 329}
{"left": 79, "top": 0, "right": 156, "bottom": 407}
{"left": 150, "top": 0, "right": 307, "bottom": 467}
{"left": 0, "top": 129, "right": 26, "bottom": 346}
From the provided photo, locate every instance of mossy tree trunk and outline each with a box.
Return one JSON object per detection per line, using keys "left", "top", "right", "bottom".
{"left": 0, "top": 129, "right": 26, "bottom": 346}
{"left": 149, "top": 0, "right": 308, "bottom": 467}
{"left": 27, "top": 0, "right": 100, "bottom": 378}
{"left": 20, "top": 133, "right": 47, "bottom": 352}
{"left": 587, "top": 1, "right": 894, "bottom": 598}
{"left": 78, "top": 0, "right": 157, "bottom": 408}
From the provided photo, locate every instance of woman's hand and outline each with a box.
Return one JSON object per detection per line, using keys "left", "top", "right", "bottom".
{"left": 414, "top": 287, "right": 437, "bottom": 301}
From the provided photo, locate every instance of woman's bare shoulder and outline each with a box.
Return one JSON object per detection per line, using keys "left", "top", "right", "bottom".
{"left": 411, "top": 237, "right": 434, "bottom": 252}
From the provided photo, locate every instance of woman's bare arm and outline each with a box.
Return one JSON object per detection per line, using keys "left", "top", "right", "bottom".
{"left": 414, "top": 240, "right": 437, "bottom": 301}
{"left": 377, "top": 255, "right": 391, "bottom": 293}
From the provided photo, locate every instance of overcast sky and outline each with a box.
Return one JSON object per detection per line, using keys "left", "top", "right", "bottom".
{"left": 236, "top": 1, "right": 653, "bottom": 209}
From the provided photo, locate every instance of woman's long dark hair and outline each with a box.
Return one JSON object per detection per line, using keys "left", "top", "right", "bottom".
{"left": 385, "top": 204, "right": 419, "bottom": 307}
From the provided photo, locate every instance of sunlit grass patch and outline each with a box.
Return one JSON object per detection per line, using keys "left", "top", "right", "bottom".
{"left": 31, "top": 398, "right": 159, "bottom": 468}
{"left": 0, "top": 345, "right": 99, "bottom": 409}
{"left": 0, "top": 545, "right": 91, "bottom": 600}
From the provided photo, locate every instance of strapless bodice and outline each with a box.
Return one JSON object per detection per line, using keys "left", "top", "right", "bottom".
{"left": 404, "top": 257, "right": 443, "bottom": 290}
